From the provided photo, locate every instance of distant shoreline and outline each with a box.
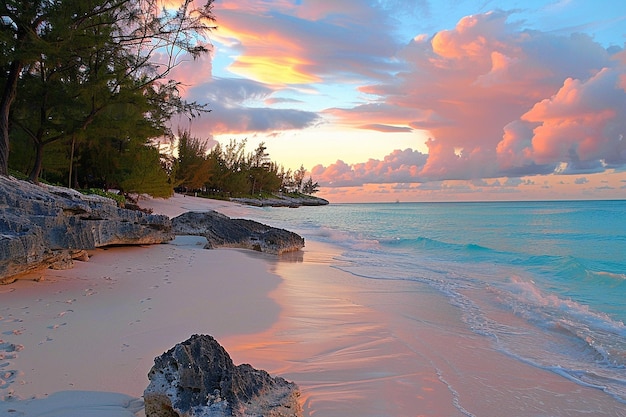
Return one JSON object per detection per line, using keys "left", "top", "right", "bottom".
{"left": 229, "top": 193, "right": 329, "bottom": 207}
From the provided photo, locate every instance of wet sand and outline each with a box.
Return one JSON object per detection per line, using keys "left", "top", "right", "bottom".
{"left": 1, "top": 194, "right": 624, "bottom": 416}
{"left": 226, "top": 241, "right": 626, "bottom": 416}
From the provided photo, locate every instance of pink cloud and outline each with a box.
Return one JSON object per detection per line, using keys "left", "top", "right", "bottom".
{"left": 166, "top": 52, "right": 214, "bottom": 89}
{"left": 212, "top": 0, "right": 402, "bottom": 86}
{"left": 166, "top": 4, "right": 625, "bottom": 191}
{"left": 358, "top": 124, "right": 413, "bottom": 133}
{"left": 320, "top": 10, "right": 624, "bottom": 186}
{"left": 499, "top": 67, "right": 626, "bottom": 171}
{"left": 312, "top": 149, "right": 428, "bottom": 187}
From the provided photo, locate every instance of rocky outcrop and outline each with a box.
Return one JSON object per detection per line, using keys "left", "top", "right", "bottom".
{"left": 171, "top": 211, "right": 304, "bottom": 255}
{"left": 231, "top": 194, "right": 328, "bottom": 208}
{"left": 0, "top": 176, "right": 173, "bottom": 284}
{"left": 144, "top": 334, "right": 302, "bottom": 417}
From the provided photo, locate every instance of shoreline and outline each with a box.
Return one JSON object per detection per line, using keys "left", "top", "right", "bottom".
{"left": 1, "top": 195, "right": 625, "bottom": 416}
{"left": 227, "top": 241, "right": 626, "bottom": 416}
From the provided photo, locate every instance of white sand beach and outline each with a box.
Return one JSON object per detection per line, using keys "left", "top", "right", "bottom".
{"left": 1, "top": 194, "right": 624, "bottom": 416}
{"left": 0, "top": 195, "right": 277, "bottom": 416}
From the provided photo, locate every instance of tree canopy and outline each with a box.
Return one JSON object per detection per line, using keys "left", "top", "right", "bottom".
{"left": 173, "top": 135, "right": 320, "bottom": 198}
{"left": 1, "top": 1, "right": 321, "bottom": 199}
{"left": 1, "top": 0, "right": 215, "bottom": 197}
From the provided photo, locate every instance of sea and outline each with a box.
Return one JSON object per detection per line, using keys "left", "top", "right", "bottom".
{"left": 249, "top": 199, "right": 626, "bottom": 405}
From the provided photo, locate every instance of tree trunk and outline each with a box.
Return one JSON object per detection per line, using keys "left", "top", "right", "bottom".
{"left": 29, "top": 140, "right": 44, "bottom": 183}
{"left": 68, "top": 135, "right": 76, "bottom": 188}
{"left": 0, "top": 60, "right": 22, "bottom": 176}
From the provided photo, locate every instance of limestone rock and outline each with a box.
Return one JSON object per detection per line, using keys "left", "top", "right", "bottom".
{"left": 171, "top": 211, "right": 304, "bottom": 255}
{"left": 231, "top": 194, "right": 329, "bottom": 208}
{"left": 0, "top": 176, "right": 173, "bottom": 283}
{"left": 144, "top": 334, "right": 302, "bottom": 417}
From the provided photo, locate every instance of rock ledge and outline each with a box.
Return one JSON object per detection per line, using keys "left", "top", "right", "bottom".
{"left": 0, "top": 176, "right": 173, "bottom": 283}
{"left": 171, "top": 211, "right": 304, "bottom": 255}
{"left": 231, "top": 194, "right": 328, "bottom": 208}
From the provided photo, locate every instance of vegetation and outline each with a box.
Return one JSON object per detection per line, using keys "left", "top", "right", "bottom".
{"left": 1, "top": 0, "right": 216, "bottom": 196}
{"left": 1, "top": 1, "right": 320, "bottom": 199}
{"left": 79, "top": 188, "right": 126, "bottom": 207}
{"left": 173, "top": 133, "right": 320, "bottom": 198}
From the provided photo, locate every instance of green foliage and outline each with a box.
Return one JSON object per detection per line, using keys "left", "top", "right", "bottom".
{"left": 302, "top": 176, "right": 320, "bottom": 194}
{"left": 118, "top": 142, "right": 173, "bottom": 198}
{"left": 2, "top": 0, "right": 216, "bottom": 196}
{"left": 174, "top": 129, "right": 211, "bottom": 190}
{"left": 172, "top": 135, "right": 321, "bottom": 198}
{"left": 79, "top": 188, "right": 126, "bottom": 207}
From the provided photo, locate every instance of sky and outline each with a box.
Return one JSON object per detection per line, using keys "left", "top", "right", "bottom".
{"left": 168, "top": 0, "right": 626, "bottom": 202}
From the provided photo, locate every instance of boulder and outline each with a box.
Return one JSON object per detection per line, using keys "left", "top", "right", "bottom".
{"left": 144, "top": 334, "right": 302, "bottom": 417}
{"left": 0, "top": 176, "right": 173, "bottom": 284}
{"left": 171, "top": 211, "right": 304, "bottom": 255}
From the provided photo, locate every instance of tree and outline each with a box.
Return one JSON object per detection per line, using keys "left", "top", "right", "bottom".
{"left": 293, "top": 164, "right": 306, "bottom": 192}
{"left": 175, "top": 128, "right": 211, "bottom": 190}
{"left": 1, "top": 0, "right": 216, "bottom": 180}
{"left": 248, "top": 142, "right": 271, "bottom": 194}
{"left": 302, "top": 176, "right": 320, "bottom": 195}
{"left": 0, "top": 0, "right": 45, "bottom": 176}
{"left": 117, "top": 140, "right": 172, "bottom": 198}
{"left": 221, "top": 138, "right": 247, "bottom": 171}
{"left": 74, "top": 85, "right": 175, "bottom": 194}
{"left": 250, "top": 142, "right": 269, "bottom": 168}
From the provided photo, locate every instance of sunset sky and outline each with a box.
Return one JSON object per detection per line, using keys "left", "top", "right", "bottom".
{"left": 169, "top": 0, "right": 626, "bottom": 202}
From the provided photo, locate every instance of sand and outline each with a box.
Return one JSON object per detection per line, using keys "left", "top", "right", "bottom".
{"left": 1, "top": 194, "right": 624, "bottom": 416}
{"left": 224, "top": 244, "right": 626, "bottom": 417}
{"left": 0, "top": 196, "right": 276, "bottom": 416}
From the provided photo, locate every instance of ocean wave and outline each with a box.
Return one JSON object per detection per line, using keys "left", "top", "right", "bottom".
{"left": 589, "top": 270, "right": 626, "bottom": 281}
{"left": 308, "top": 225, "right": 381, "bottom": 251}
{"left": 266, "top": 201, "right": 626, "bottom": 402}
{"left": 486, "top": 277, "right": 626, "bottom": 401}
{"left": 380, "top": 236, "right": 495, "bottom": 256}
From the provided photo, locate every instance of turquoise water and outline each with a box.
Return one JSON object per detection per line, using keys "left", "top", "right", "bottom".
{"left": 250, "top": 200, "right": 626, "bottom": 403}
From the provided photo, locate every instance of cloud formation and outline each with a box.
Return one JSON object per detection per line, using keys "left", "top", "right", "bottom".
{"left": 171, "top": 75, "right": 322, "bottom": 135}
{"left": 212, "top": 0, "right": 402, "bottom": 85}
{"left": 314, "top": 11, "right": 626, "bottom": 186}
{"left": 168, "top": 2, "right": 625, "bottom": 199}
{"left": 311, "top": 149, "right": 429, "bottom": 187}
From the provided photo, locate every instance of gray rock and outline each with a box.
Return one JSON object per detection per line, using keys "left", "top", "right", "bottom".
{"left": 231, "top": 194, "right": 328, "bottom": 207}
{"left": 0, "top": 176, "right": 173, "bottom": 284}
{"left": 144, "top": 334, "right": 302, "bottom": 417}
{"left": 171, "top": 211, "right": 304, "bottom": 255}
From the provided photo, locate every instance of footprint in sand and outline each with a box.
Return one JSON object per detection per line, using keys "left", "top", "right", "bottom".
{"left": 2, "top": 329, "right": 24, "bottom": 336}
{"left": 140, "top": 297, "right": 152, "bottom": 304}
{"left": 0, "top": 341, "right": 22, "bottom": 390}
{"left": 56, "top": 309, "right": 74, "bottom": 318}
{"left": 0, "top": 343, "right": 21, "bottom": 358}
{"left": 38, "top": 336, "right": 54, "bottom": 345}
{"left": 47, "top": 322, "right": 67, "bottom": 330}
{"left": 0, "top": 369, "right": 17, "bottom": 389}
